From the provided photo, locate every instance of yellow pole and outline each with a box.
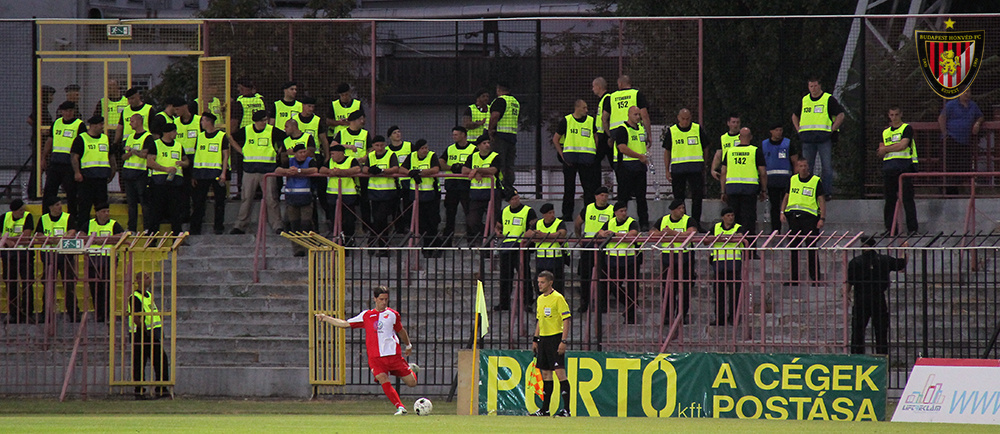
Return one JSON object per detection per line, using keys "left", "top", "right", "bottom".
{"left": 469, "top": 312, "right": 479, "bottom": 415}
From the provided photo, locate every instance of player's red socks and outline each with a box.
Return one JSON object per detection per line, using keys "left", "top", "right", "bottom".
{"left": 382, "top": 382, "right": 403, "bottom": 408}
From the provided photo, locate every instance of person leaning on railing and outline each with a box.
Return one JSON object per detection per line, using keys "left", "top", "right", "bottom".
{"left": 526, "top": 203, "right": 568, "bottom": 294}
{"left": 36, "top": 197, "right": 78, "bottom": 322}
{"left": 364, "top": 135, "right": 399, "bottom": 256}
{"left": 597, "top": 201, "right": 640, "bottom": 324}
{"left": 574, "top": 186, "right": 614, "bottom": 313}
{"left": 274, "top": 142, "right": 319, "bottom": 257}
{"left": 401, "top": 139, "right": 442, "bottom": 253}
{"left": 651, "top": 198, "right": 699, "bottom": 326}
{"left": 705, "top": 207, "right": 743, "bottom": 327}
{"left": 463, "top": 138, "right": 500, "bottom": 245}
{"left": 87, "top": 202, "right": 123, "bottom": 324}
{"left": 2, "top": 199, "right": 35, "bottom": 324}
{"left": 319, "top": 144, "right": 362, "bottom": 243}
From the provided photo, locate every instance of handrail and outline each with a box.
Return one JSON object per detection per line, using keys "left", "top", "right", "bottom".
{"left": 891, "top": 171, "right": 1000, "bottom": 236}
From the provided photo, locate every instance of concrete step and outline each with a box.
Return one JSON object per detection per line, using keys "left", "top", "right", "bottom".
{"left": 175, "top": 256, "right": 307, "bottom": 271}
{"left": 173, "top": 322, "right": 307, "bottom": 338}
{"left": 177, "top": 335, "right": 306, "bottom": 352}
{"left": 174, "top": 269, "right": 309, "bottom": 285}
{"left": 177, "top": 348, "right": 309, "bottom": 366}
{"left": 177, "top": 297, "right": 308, "bottom": 312}
{"left": 175, "top": 283, "right": 309, "bottom": 299}
{"left": 177, "top": 310, "right": 312, "bottom": 326}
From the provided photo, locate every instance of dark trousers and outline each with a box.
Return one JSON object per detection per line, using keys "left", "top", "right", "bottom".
{"left": 786, "top": 211, "right": 820, "bottom": 282}
{"left": 712, "top": 260, "right": 742, "bottom": 324}
{"left": 766, "top": 185, "right": 787, "bottom": 233}
{"left": 605, "top": 255, "right": 638, "bottom": 323}
{"left": 40, "top": 252, "right": 78, "bottom": 319}
{"left": 726, "top": 193, "right": 758, "bottom": 234}
{"left": 492, "top": 134, "right": 517, "bottom": 194}
{"left": 662, "top": 251, "right": 695, "bottom": 321}
{"left": 132, "top": 331, "right": 170, "bottom": 395}
{"left": 190, "top": 178, "right": 227, "bottom": 235}
{"left": 327, "top": 195, "right": 359, "bottom": 243}
{"left": 883, "top": 168, "right": 918, "bottom": 233}
{"left": 944, "top": 136, "right": 974, "bottom": 194}
{"left": 122, "top": 175, "right": 147, "bottom": 233}
{"left": 615, "top": 164, "right": 648, "bottom": 228}
{"left": 536, "top": 257, "right": 565, "bottom": 293}
{"left": 76, "top": 178, "right": 109, "bottom": 231}
{"left": 442, "top": 187, "right": 470, "bottom": 239}
{"left": 594, "top": 133, "right": 613, "bottom": 169}
{"left": 43, "top": 163, "right": 78, "bottom": 215}
{"left": 577, "top": 246, "right": 604, "bottom": 311}
{"left": 670, "top": 171, "right": 704, "bottom": 228}
{"left": 466, "top": 199, "right": 492, "bottom": 241}
{"left": 498, "top": 246, "right": 532, "bottom": 309}
{"left": 851, "top": 292, "right": 889, "bottom": 355}
{"left": 3, "top": 250, "right": 34, "bottom": 323}
{"left": 409, "top": 195, "right": 441, "bottom": 247}
{"left": 561, "top": 157, "right": 600, "bottom": 221}
{"left": 88, "top": 255, "right": 110, "bottom": 323}
{"left": 369, "top": 199, "right": 396, "bottom": 248}
{"left": 146, "top": 184, "right": 183, "bottom": 234}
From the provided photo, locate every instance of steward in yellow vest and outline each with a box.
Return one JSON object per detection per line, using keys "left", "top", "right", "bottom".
{"left": 144, "top": 123, "right": 189, "bottom": 234}
{"left": 128, "top": 271, "right": 170, "bottom": 400}
{"left": 172, "top": 102, "right": 200, "bottom": 155}
{"left": 190, "top": 112, "right": 231, "bottom": 235}
{"left": 792, "top": 78, "right": 844, "bottom": 198}
{"left": 781, "top": 159, "right": 826, "bottom": 283}
{"left": 294, "top": 96, "right": 328, "bottom": 157}
{"left": 493, "top": 191, "right": 536, "bottom": 311}
{"left": 327, "top": 83, "right": 363, "bottom": 139}
{"left": 331, "top": 111, "right": 369, "bottom": 161}
{"left": 488, "top": 83, "right": 520, "bottom": 196}
{"left": 610, "top": 106, "right": 650, "bottom": 230}
{"left": 235, "top": 79, "right": 266, "bottom": 129}
{"left": 878, "top": 106, "right": 918, "bottom": 234}
{"left": 663, "top": 108, "right": 709, "bottom": 226}
{"left": 464, "top": 90, "right": 491, "bottom": 141}
{"left": 573, "top": 186, "right": 614, "bottom": 313}
{"left": 401, "top": 140, "right": 441, "bottom": 251}
{"left": 719, "top": 128, "right": 767, "bottom": 234}
{"left": 320, "top": 144, "right": 362, "bottom": 240}
{"left": 602, "top": 75, "right": 651, "bottom": 141}
{"left": 86, "top": 202, "right": 123, "bottom": 324}
{"left": 652, "top": 199, "right": 699, "bottom": 323}
{"left": 113, "top": 87, "right": 151, "bottom": 146}
{"left": 364, "top": 136, "right": 399, "bottom": 252}
{"left": 71, "top": 116, "right": 116, "bottom": 231}
{"left": 597, "top": 201, "right": 640, "bottom": 324}
{"left": 36, "top": 197, "right": 79, "bottom": 320}
{"left": 2, "top": 199, "right": 36, "bottom": 323}
{"left": 270, "top": 81, "right": 301, "bottom": 132}
{"left": 553, "top": 99, "right": 600, "bottom": 221}
{"left": 711, "top": 114, "right": 741, "bottom": 180}
{"left": 527, "top": 203, "right": 568, "bottom": 292}
{"left": 707, "top": 207, "right": 743, "bottom": 326}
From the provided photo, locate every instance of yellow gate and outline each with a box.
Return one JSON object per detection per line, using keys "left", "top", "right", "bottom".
{"left": 282, "top": 232, "right": 347, "bottom": 395}
{"left": 198, "top": 56, "right": 231, "bottom": 131}
{"left": 108, "top": 233, "right": 186, "bottom": 398}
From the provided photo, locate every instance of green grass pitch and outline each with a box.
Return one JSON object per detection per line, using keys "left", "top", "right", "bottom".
{"left": 0, "top": 398, "right": 988, "bottom": 433}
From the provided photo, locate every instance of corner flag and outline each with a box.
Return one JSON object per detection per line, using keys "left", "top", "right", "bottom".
{"left": 475, "top": 280, "right": 489, "bottom": 337}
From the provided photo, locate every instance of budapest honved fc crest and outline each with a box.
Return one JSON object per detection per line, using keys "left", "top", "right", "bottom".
{"left": 915, "top": 21, "right": 985, "bottom": 99}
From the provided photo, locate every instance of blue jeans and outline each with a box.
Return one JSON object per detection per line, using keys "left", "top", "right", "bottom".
{"left": 801, "top": 138, "right": 833, "bottom": 196}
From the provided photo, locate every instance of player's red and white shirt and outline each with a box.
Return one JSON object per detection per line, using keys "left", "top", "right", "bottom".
{"left": 348, "top": 308, "right": 402, "bottom": 358}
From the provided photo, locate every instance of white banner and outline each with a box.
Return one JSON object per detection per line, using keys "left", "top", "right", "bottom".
{"left": 892, "top": 358, "right": 1000, "bottom": 424}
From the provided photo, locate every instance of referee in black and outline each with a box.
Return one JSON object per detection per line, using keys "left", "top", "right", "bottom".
{"left": 531, "top": 271, "right": 571, "bottom": 417}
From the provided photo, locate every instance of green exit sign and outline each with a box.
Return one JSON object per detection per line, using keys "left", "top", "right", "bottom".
{"left": 58, "top": 238, "right": 84, "bottom": 253}
{"left": 107, "top": 24, "right": 132, "bottom": 40}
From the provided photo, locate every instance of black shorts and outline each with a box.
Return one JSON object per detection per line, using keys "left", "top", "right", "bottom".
{"left": 536, "top": 334, "right": 565, "bottom": 371}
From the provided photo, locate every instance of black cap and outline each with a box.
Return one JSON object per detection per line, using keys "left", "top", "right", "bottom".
{"left": 42, "top": 85, "right": 56, "bottom": 95}
{"left": 87, "top": 115, "right": 104, "bottom": 125}
{"left": 187, "top": 100, "right": 199, "bottom": 113}
{"left": 252, "top": 111, "right": 268, "bottom": 122}
{"left": 9, "top": 199, "right": 24, "bottom": 211}
{"left": 336, "top": 83, "right": 351, "bottom": 94}
{"left": 64, "top": 84, "right": 81, "bottom": 92}
{"left": 347, "top": 111, "right": 363, "bottom": 122}
{"left": 299, "top": 95, "right": 316, "bottom": 105}
{"left": 506, "top": 189, "right": 519, "bottom": 199}
{"left": 95, "top": 202, "right": 110, "bottom": 211}
{"left": 594, "top": 186, "right": 609, "bottom": 196}
{"left": 862, "top": 234, "right": 877, "bottom": 247}
{"left": 720, "top": 207, "right": 735, "bottom": 216}
{"left": 161, "top": 122, "right": 177, "bottom": 133}
{"left": 57, "top": 101, "right": 76, "bottom": 111}
{"left": 330, "top": 144, "right": 346, "bottom": 153}
{"left": 43, "top": 196, "right": 62, "bottom": 209}
{"left": 292, "top": 143, "right": 307, "bottom": 152}
{"left": 669, "top": 198, "right": 685, "bottom": 211}
{"left": 372, "top": 135, "right": 386, "bottom": 144}
{"left": 124, "top": 87, "right": 140, "bottom": 98}
{"left": 613, "top": 201, "right": 628, "bottom": 211}
{"left": 201, "top": 111, "right": 217, "bottom": 122}
{"left": 387, "top": 125, "right": 399, "bottom": 136}
{"left": 165, "top": 96, "right": 186, "bottom": 107}
{"left": 282, "top": 81, "right": 298, "bottom": 90}
{"left": 414, "top": 139, "right": 428, "bottom": 149}
{"left": 540, "top": 203, "right": 555, "bottom": 214}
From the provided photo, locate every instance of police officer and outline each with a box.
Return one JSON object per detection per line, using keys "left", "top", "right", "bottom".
{"left": 365, "top": 135, "right": 399, "bottom": 255}
{"left": 2, "top": 199, "right": 35, "bottom": 323}
{"left": 488, "top": 82, "right": 519, "bottom": 196}
{"left": 326, "top": 83, "right": 364, "bottom": 143}
{"left": 400, "top": 139, "right": 441, "bottom": 252}
{"left": 36, "top": 197, "right": 78, "bottom": 321}
{"left": 763, "top": 124, "right": 798, "bottom": 233}
{"left": 43, "top": 101, "right": 85, "bottom": 216}
{"left": 276, "top": 143, "right": 320, "bottom": 256}
{"left": 781, "top": 159, "right": 826, "bottom": 285}
{"left": 663, "top": 108, "right": 709, "bottom": 228}
{"left": 719, "top": 128, "right": 766, "bottom": 234}
{"left": 878, "top": 106, "right": 919, "bottom": 234}
{"left": 493, "top": 190, "right": 535, "bottom": 311}
{"left": 553, "top": 100, "right": 599, "bottom": 223}
{"left": 611, "top": 106, "right": 650, "bottom": 230}
{"left": 651, "top": 199, "right": 698, "bottom": 325}
{"left": 526, "top": 203, "right": 567, "bottom": 293}
{"left": 598, "top": 201, "right": 640, "bottom": 324}
{"left": 121, "top": 113, "right": 153, "bottom": 233}
{"left": 189, "top": 112, "right": 230, "bottom": 235}
{"left": 144, "top": 123, "right": 189, "bottom": 234}
{"left": 464, "top": 139, "right": 500, "bottom": 244}
{"left": 574, "top": 186, "right": 614, "bottom": 313}
{"left": 792, "top": 77, "right": 844, "bottom": 199}
{"left": 320, "top": 145, "right": 362, "bottom": 242}
{"left": 848, "top": 237, "right": 908, "bottom": 355}
{"left": 710, "top": 113, "right": 741, "bottom": 181}
{"left": 87, "top": 202, "right": 123, "bottom": 323}
{"left": 439, "top": 127, "right": 476, "bottom": 246}
{"left": 128, "top": 271, "right": 170, "bottom": 400}
{"left": 463, "top": 89, "right": 490, "bottom": 143}
{"left": 270, "top": 81, "right": 301, "bottom": 132}
{"left": 230, "top": 111, "right": 286, "bottom": 235}
{"left": 113, "top": 88, "right": 152, "bottom": 147}
{"left": 71, "top": 116, "right": 116, "bottom": 231}
{"left": 707, "top": 207, "right": 743, "bottom": 326}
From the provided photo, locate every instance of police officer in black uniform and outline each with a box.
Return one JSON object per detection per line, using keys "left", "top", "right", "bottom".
{"left": 847, "top": 237, "right": 908, "bottom": 355}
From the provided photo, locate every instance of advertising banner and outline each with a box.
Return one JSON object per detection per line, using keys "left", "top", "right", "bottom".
{"left": 892, "top": 358, "right": 1000, "bottom": 424}
{"left": 479, "top": 350, "right": 886, "bottom": 420}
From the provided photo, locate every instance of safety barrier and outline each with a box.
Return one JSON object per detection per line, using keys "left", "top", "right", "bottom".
{"left": 890, "top": 171, "right": 1000, "bottom": 236}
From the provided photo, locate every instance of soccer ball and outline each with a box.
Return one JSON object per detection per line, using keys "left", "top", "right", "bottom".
{"left": 414, "top": 397, "right": 433, "bottom": 416}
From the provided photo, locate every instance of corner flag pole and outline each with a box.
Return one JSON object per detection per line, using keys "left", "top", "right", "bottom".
{"left": 470, "top": 279, "right": 489, "bottom": 414}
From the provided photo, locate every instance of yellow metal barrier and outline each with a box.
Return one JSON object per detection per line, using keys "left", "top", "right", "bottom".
{"left": 281, "top": 232, "right": 346, "bottom": 395}
{"left": 108, "top": 233, "right": 185, "bottom": 399}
